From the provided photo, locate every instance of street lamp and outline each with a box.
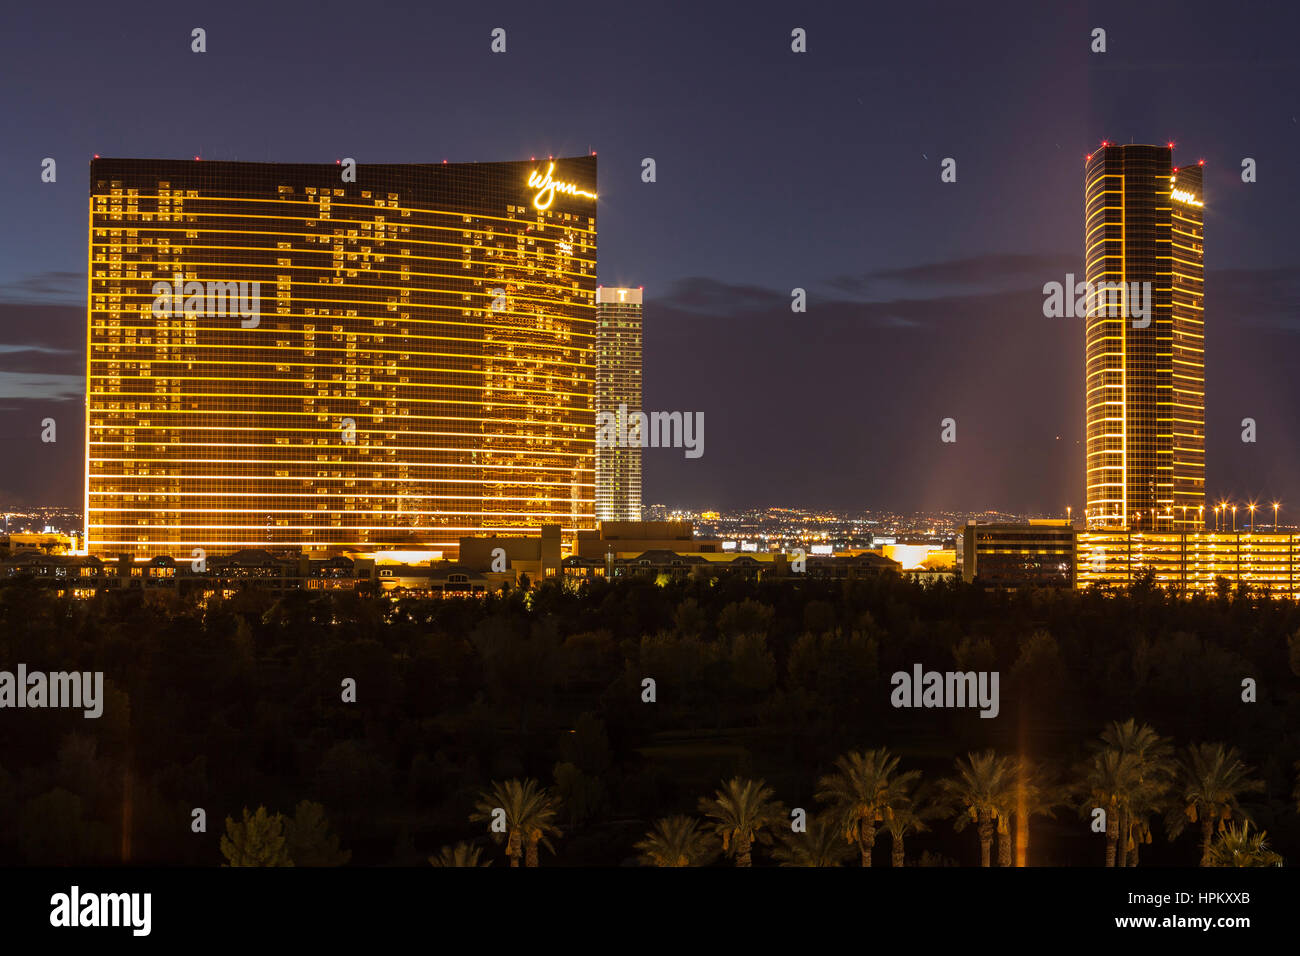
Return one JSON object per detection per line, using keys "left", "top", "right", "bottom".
{"left": 1274, "top": 501, "right": 1280, "bottom": 531}
{"left": 1232, "top": 505, "right": 1237, "bottom": 532}
{"left": 1214, "top": 504, "right": 1222, "bottom": 531}
{"left": 1249, "top": 502, "right": 1257, "bottom": 533}
{"left": 1198, "top": 504, "right": 1204, "bottom": 531}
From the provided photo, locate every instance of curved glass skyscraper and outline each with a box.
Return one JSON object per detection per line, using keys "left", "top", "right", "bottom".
{"left": 1083, "top": 144, "right": 1204, "bottom": 532}
{"left": 86, "top": 157, "right": 597, "bottom": 557}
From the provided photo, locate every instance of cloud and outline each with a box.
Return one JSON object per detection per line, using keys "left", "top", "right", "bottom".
{"left": 0, "top": 344, "right": 74, "bottom": 354}
{"left": 0, "top": 372, "right": 84, "bottom": 401}
{"left": 0, "top": 271, "right": 83, "bottom": 305}
{"left": 653, "top": 273, "right": 1032, "bottom": 336}
{"left": 0, "top": 304, "right": 84, "bottom": 375}
{"left": 653, "top": 277, "right": 776, "bottom": 316}
{"left": 827, "top": 252, "right": 1078, "bottom": 296}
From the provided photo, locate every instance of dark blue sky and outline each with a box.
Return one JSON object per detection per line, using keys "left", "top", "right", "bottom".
{"left": 2, "top": 0, "right": 1298, "bottom": 516}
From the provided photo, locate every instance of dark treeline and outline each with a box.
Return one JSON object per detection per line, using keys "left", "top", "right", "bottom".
{"left": 1, "top": 571, "right": 1297, "bottom": 866}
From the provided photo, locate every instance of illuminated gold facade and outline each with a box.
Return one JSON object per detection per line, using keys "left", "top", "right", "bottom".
{"left": 1078, "top": 532, "right": 1299, "bottom": 596}
{"left": 86, "top": 157, "right": 597, "bottom": 558}
{"left": 1084, "top": 145, "right": 1204, "bottom": 532}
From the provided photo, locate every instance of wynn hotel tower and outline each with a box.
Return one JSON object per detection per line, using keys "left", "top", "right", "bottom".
{"left": 86, "top": 156, "right": 598, "bottom": 558}
{"left": 1083, "top": 143, "right": 1204, "bottom": 532}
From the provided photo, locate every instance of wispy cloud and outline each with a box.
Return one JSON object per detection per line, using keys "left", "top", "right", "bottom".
{"left": 0, "top": 271, "right": 83, "bottom": 306}
{"left": 0, "top": 344, "right": 74, "bottom": 355}
{"left": 827, "top": 252, "right": 1078, "bottom": 297}
{"left": 0, "top": 372, "right": 83, "bottom": 401}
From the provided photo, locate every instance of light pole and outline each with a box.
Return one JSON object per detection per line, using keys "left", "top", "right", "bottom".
{"left": 1215, "top": 505, "right": 1221, "bottom": 531}
{"left": 1249, "top": 503, "right": 1257, "bottom": 533}
{"left": 1274, "top": 501, "right": 1280, "bottom": 531}
{"left": 1198, "top": 504, "right": 1204, "bottom": 530}
{"left": 1232, "top": 505, "right": 1237, "bottom": 533}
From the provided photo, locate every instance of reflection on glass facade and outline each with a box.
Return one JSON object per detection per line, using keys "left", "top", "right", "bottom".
{"left": 595, "top": 286, "right": 642, "bottom": 521}
{"left": 1084, "top": 145, "right": 1204, "bottom": 532}
{"left": 86, "top": 157, "right": 597, "bottom": 558}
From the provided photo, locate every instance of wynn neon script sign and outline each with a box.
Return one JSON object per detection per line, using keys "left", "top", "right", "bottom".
{"left": 527, "top": 163, "right": 596, "bottom": 210}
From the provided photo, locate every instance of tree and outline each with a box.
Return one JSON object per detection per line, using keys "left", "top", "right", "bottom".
{"left": 429, "top": 842, "right": 491, "bottom": 867}
{"left": 1080, "top": 749, "right": 1141, "bottom": 867}
{"left": 1205, "top": 822, "right": 1282, "bottom": 868}
{"left": 698, "top": 777, "right": 785, "bottom": 867}
{"left": 220, "top": 806, "right": 293, "bottom": 867}
{"left": 815, "top": 748, "right": 919, "bottom": 867}
{"left": 1096, "top": 720, "right": 1173, "bottom": 867}
{"left": 284, "top": 801, "right": 350, "bottom": 867}
{"left": 1166, "top": 743, "right": 1265, "bottom": 866}
{"left": 884, "top": 781, "right": 942, "bottom": 868}
{"left": 634, "top": 815, "right": 717, "bottom": 867}
{"left": 772, "top": 813, "right": 850, "bottom": 867}
{"left": 940, "top": 750, "right": 1015, "bottom": 867}
{"left": 471, "top": 778, "right": 562, "bottom": 867}
{"left": 717, "top": 599, "right": 773, "bottom": 639}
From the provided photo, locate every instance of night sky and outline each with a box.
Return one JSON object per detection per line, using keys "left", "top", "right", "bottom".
{"left": 2, "top": 0, "right": 1298, "bottom": 517}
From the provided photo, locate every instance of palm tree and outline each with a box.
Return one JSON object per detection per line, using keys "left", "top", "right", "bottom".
{"left": 772, "top": 813, "right": 851, "bottom": 867}
{"left": 815, "top": 748, "right": 920, "bottom": 867}
{"left": 1080, "top": 748, "right": 1141, "bottom": 867}
{"left": 635, "top": 815, "right": 717, "bottom": 867}
{"left": 940, "top": 750, "right": 1015, "bottom": 867}
{"left": 428, "top": 841, "right": 491, "bottom": 867}
{"left": 884, "top": 781, "right": 943, "bottom": 868}
{"left": 1097, "top": 719, "right": 1174, "bottom": 867}
{"left": 698, "top": 777, "right": 786, "bottom": 867}
{"left": 1166, "top": 743, "right": 1265, "bottom": 866}
{"left": 470, "top": 778, "right": 562, "bottom": 868}
{"left": 1205, "top": 821, "right": 1282, "bottom": 867}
